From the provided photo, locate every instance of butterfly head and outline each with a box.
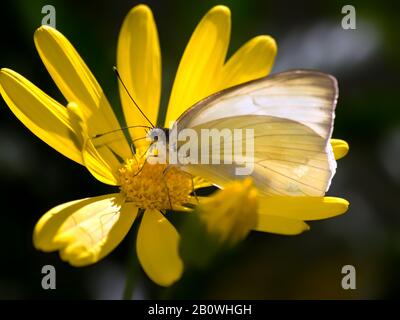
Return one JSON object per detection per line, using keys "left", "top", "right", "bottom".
{"left": 147, "top": 127, "right": 170, "bottom": 144}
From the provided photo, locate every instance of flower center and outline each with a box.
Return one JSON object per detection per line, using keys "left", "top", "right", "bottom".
{"left": 118, "top": 158, "right": 193, "bottom": 210}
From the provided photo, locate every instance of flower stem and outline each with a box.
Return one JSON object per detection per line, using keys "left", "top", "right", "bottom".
{"left": 122, "top": 209, "right": 143, "bottom": 300}
{"left": 122, "top": 253, "right": 138, "bottom": 299}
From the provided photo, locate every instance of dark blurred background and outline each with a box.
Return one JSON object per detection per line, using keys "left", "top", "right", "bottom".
{"left": 0, "top": 0, "right": 399, "bottom": 299}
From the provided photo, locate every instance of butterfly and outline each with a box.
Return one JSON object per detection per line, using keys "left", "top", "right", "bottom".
{"left": 89, "top": 69, "right": 338, "bottom": 197}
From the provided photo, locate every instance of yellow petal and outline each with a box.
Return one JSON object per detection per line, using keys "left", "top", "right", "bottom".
{"left": 254, "top": 214, "right": 310, "bottom": 235}
{"left": 137, "top": 209, "right": 183, "bottom": 286}
{"left": 331, "top": 139, "right": 349, "bottom": 160}
{"left": 82, "top": 138, "right": 119, "bottom": 185}
{"left": 198, "top": 178, "right": 258, "bottom": 245}
{"left": 0, "top": 68, "right": 83, "bottom": 164}
{"left": 165, "top": 5, "right": 231, "bottom": 125}
{"left": 34, "top": 26, "right": 122, "bottom": 138}
{"left": 220, "top": 35, "right": 277, "bottom": 88}
{"left": 68, "top": 103, "right": 120, "bottom": 185}
{"left": 34, "top": 194, "right": 137, "bottom": 266}
{"left": 117, "top": 4, "right": 161, "bottom": 129}
{"left": 258, "top": 196, "right": 349, "bottom": 221}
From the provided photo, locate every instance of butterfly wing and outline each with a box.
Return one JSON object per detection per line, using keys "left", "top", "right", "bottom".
{"left": 172, "top": 70, "right": 338, "bottom": 196}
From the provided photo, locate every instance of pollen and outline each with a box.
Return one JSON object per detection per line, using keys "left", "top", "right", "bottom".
{"left": 118, "top": 158, "right": 193, "bottom": 210}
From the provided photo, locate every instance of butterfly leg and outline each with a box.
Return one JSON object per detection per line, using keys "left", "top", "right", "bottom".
{"left": 161, "top": 165, "right": 175, "bottom": 210}
{"left": 179, "top": 171, "right": 199, "bottom": 204}
{"left": 130, "top": 142, "right": 157, "bottom": 177}
{"left": 132, "top": 158, "right": 147, "bottom": 177}
{"left": 191, "top": 177, "right": 199, "bottom": 204}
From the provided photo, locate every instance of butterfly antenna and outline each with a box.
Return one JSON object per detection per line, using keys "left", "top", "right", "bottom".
{"left": 113, "top": 66, "right": 155, "bottom": 128}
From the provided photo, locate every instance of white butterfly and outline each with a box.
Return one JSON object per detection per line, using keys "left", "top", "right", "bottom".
{"left": 159, "top": 69, "right": 337, "bottom": 196}
{"left": 91, "top": 69, "right": 338, "bottom": 197}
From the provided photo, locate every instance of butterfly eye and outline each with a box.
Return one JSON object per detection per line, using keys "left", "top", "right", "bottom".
{"left": 147, "top": 128, "right": 165, "bottom": 142}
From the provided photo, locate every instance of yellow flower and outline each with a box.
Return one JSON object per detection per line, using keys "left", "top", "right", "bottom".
{"left": 198, "top": 178, "right": 258, "bottom": 246}
{"left": 189, "top": 175, "right": 349, "bottom": 248}
{"left": 0, "top": 4, "right": 349, "bottom": 286}
{"left": 179, "top": 172, "right": 348, "bottom": 269}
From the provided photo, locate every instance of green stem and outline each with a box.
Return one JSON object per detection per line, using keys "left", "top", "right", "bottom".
{"left": 122, "top": 254, "right": 137, "bottom": 299}
{"left": 122, "top": 209, "right": 143, "bottom": 300}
